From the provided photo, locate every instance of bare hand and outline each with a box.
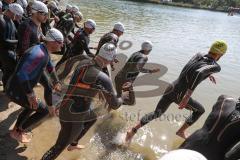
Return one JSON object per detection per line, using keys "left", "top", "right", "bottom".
{"left": 53, "top": 82, "right": 62, "bottom": 92}
{"left": 178, "top": 96, "right": 189, "bottom": 109}
{"left": 48, "top": 106, "right": 56, "bottom": 116}
{"left": 122, "top": 82, "right": 133, "bottom": 91}
{"left": 54, "top": 16, "right": 60, "bottom": 23}
{"left": 209, "top": 75, "right": 216, "bottom": 84}
{"left": 27, "top": 93, "right": 38, "bottom": 110}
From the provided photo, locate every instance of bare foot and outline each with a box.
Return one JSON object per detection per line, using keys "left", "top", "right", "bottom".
{"left": 176, "top": 131, "right": 189, "bottom": 139}
{"left": 10, "top": 130, "right": 32, "bottom": 143}
{"left": 125, "top": 129, "right": 136, "bottom": 144}
{"left": 67, "top": 144, "right": 85, "bottom": 151}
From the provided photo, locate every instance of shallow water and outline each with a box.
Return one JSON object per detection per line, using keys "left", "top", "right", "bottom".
{"left": 12, "top": 0, "right": 240, "bottom": 159}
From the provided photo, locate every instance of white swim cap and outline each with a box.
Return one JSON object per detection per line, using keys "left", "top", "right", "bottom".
{"left": 45, "top": 28, "right": 64, "bottom": 43}
{"left": 71, "top": 5, "right": 79, "bottom": 13}
{"left": 74, "top": 11, "right": 83, "bottom": 19}
{"left": 141, "top": 40, "right": 153, "bottom": 51}
{"left": 84, "top": 19, "right": 96, "bottom": 29}
{"left": 47, "top": 1, "right": 58, "bottom": 10}
{"left": 9, "top": 3, "right": 24, "bottom": 17}
{"left": 16, "top": 0, "right": 28, "bottom": 9}
{"left": 98, "top": 43, "right": 117, "bottom": 61}
{"left": 114, "top": 22, "right": 125, "bottom": 32}
{"left": 160, "top": 149, "right": 207, "bottom": 160}
{"left": 31, "top": 0, "right": 48, "bottom": 14}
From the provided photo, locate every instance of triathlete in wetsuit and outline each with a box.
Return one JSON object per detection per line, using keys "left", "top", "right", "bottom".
{"left": 125, "top": 40, "right": 228, "bottom": 142}
{"left": 95, "top": 22, "right": 125, "bottom": 74}
{"left": 115, "top": 41, "right": 160, "bottom": 105}
{"left": 96, "top": 22, "right": 125, "bottom": 55}
{"left": 17, "top": 1, "right": 55, "bottom": 109}
{"left": 6, "top": 28, "right": 63, "bottom": 143}
{"left": 56, "top": 19, "right": 96, "bottom": 68}
{"left": 41, "top": 43, "right": 124, "bottom": 160}
{"left": 54, "top": 10, "right": 83, "bottom": 55}
{"left": 0, "top": 4, "right": 24, "bottom": 89}
{"left": 180, "top": 95, "right": 240, "bottom": 160}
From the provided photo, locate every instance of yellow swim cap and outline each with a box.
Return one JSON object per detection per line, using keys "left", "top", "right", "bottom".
{"left": 209, "top": 40, "right": 227, "bottom": 55}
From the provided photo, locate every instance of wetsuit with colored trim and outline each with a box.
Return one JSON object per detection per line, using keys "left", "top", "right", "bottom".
{"left": 56, "top": 28, "right": 94, "bottom": 68}
{"left": 6, "top": 44, "right": 59, "bottom": 131}
{"left": 96, "top": 32, "right": 119, "bottom": 55}
{"left": 180, "top": 95, "right": 240, "bottom": 160}
{"left": 0, "top": 15, "right": 18, "bottom": 89}
{"left": 115, "top": 51, "right": 152, "bottom": 105}
{"left": 41, "top": 59, "right": 122, "bottom": 160}
{"left": 17, "top": 18, "right": 53, "bottom": 107}
{"left": 140, "top": 53, "right": 221, "bottom": 126}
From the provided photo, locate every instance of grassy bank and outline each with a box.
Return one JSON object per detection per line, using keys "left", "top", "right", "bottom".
{"left": 128, "top": 0, "right": 228, "bottom": 13}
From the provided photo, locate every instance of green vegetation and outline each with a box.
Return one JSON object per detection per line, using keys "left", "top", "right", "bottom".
{"left": 131, "top": 0, "right": 240, "bottom": 12}
{"left": 171, "top": 0, "right": 240, "bottom": 9}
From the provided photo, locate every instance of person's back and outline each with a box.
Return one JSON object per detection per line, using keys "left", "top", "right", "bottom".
{"left": 55, "top": 15, "right": 74, "bottom": 38}
{"left": 9, "top": 44, "right": 52, "bottom": 90}
{"left": 96, "top": 32, "right": 118, "bottom": 55}
{"left": 180, "top": 95, "right": 240, "bottom": 160}
{"left": 119, "top": 51, "right": 147, "bottom": 80}
{"left": 172, "top": 53, "right": 221, "bottom": 100}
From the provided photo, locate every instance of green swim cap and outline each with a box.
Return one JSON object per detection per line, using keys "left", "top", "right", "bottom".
{"left": 209, "top": 40, "right": 227, "bottom": 55}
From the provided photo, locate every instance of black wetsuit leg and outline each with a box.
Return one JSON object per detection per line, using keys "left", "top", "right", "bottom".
{"left": 140, "top": 93, "right": 174, "bottom": 126}
{"left": 114, "top": 74, "right": 126, "bottom": 97}
{"left": 0, "top": 50, "right": 16, "bottom": 89}
{"left": 6, "top": 82, "right": 49, "bottom": 131}
{"left": 42, "top": 97, "right": 90, "bottom": 160}
{"left": 70, "top": 110, "right": 97, "bottom": 146}
{"left": 184, "top": 98, "right": 205, "bottom": 125}
{"left": 41, "top": 121, "right": 84, "bottom": 160}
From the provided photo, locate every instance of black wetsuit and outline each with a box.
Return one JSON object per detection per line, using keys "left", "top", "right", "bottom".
{"left": 180, "top": 95, "right": 240, "bottom": 160}
{"left": 56, "top": 28, "right": 94, "bottom": 68}
{"left": 0, "top": 15, "right": 18, "bottom": 89}
{"left": 6, "top": 44, "right": 59, "bottom": 131}
{"left": 17, "top": 18, "right": 53, "bottom": 107}
{"left": 140, "top": 53, "right": 221, "bottom": 126}
{"left": 41, "top": 59, "right": 122, "bottom": 160}
{"left": 17, "top": 18, "right": 41, "bottom": 57}
{"left": 96, "top": 32, "right": 119, "bottom": 55}
{"left": 115, "top": 51, "right": 152, "bottom": 105}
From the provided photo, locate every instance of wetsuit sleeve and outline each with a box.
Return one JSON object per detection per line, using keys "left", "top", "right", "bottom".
{"left": 81, "top": 34, "right": 94, "bottom": 56}
{"left": 63, "top": 19, "right": 74, "bottom": 38}
{"left": 97, "top": 72, "right": 123, "bottom": 109}
{"left": 189, "top": 63, "right": 221, "bottom": 91}
{"left": 137, "top": 57, "right": 152, "bottom": 73}
{"left": 47, "top": 60, "right": 60, "bottom": 84}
